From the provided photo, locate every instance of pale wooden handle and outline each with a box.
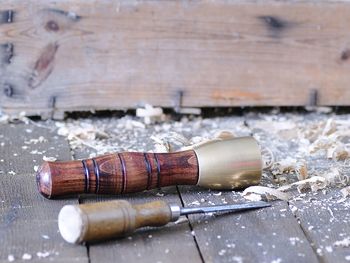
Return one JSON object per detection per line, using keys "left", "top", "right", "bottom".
{"left": 58, "top": 200, "right": 172, "bottom": 244}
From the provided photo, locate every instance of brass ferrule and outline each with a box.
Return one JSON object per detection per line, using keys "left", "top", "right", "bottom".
{"left": 193, "top": 137, "right": 262, "bottom": 190}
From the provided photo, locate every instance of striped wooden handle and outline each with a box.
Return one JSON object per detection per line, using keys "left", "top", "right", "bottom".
{"left": 36, "top": 150, "right": 199, "bottom": 198}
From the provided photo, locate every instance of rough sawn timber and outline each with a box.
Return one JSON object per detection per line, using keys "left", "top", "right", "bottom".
{"left": 2, "top": 1, "right": 350, "bottom": 117}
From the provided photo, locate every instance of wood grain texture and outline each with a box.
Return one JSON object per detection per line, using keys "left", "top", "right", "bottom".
{"left": 80, "top": 189, "right": 202, "bottom": 263}
{"left": 0, "top": 124, "right": 88, "bottom": 262}
{"left": 247, "top": 112, "right": 350, "bottom": 263}
{"left": 178, "top": 186, "right": 319, "bottom": 263}
{"left": 2, "top": 1, "right": 350, "bottom": 117}
{"left": 291, "top": 190, "right": 350, "bottom": 263}
{"left": 37, "top": 150, "right": 198, "bottom": 198}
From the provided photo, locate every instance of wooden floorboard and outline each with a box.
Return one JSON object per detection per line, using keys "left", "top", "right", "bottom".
{"left": 289, "top": 189, "right": 350, "bottom": 263}
{"left": 3, "top": 113, "right": 350, "bottom": 262}
{"left": 0, "top": 124, "right": 88, "bottom": 262}
{"left": 247, "top": 112, "right": 350, "bottom": 263}
{"left": 178, "top": 186, "right": 319, "bottom": 263}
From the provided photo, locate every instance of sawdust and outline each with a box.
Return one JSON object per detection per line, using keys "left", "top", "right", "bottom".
{"left": 242, "top": 186, "right": 290, "bottom": 201}
{"left": 278, "top": 176, "right": 328, "bottom": 193}
{"left": 254, "top": 115, "right": 350, "bottom": 201}
{"left": 43, "top": 156, "right": 57, "bottom": 162}
{"left": 334, "top": 237, "right": 350, "bottom": 248}
{"left": 15, "top": 107, "right": 349, "bottom": 206}
{"left": 22, "top": 253, "right": 32, "bottom": 260}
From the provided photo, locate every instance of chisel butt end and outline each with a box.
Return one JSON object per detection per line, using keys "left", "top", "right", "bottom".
{"left": 36, "top": 161, "right": 53, "bottom": 199}
{"left": 58, "top": 205, "right": 85, "bottom": 244}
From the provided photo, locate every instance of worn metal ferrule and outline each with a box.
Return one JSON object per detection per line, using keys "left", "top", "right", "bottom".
{"left": 192, "top": 137, "right": 262, "bottom": 190}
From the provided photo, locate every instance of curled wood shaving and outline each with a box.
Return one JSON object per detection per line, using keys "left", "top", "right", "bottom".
{"left": 340, "top": 186, "right": 350, "bottom": 198}
{"left": 272, "top": 157, "right": 298, "bottom": 175}
{"left": 321, "top": 168, "right": 349, "bottom": 187}
{"left": 296, "top": 163, "right": 308, "bottom": 181}
{"left": 278, "top": 176, "right": 328, "bottom": 193}
{"left": 261, "top": 146, "right": 275, "bottom": 170}
{"left": 329, "top": 145, "right": 350, "bottom": 161}
{"left": 150, "top": 135, "right": 172, "bottom": 153}
{"left": 55, "top": 121, "right": 112, "bottom": 154}
{"left": 308, "top": 119, "right": 350, "bottom": 160}
{"left": 242, "top": 186, "right": 290, "bottom": 201}
{"left": 214, "top": 130, "right": 235, "bottom": 140}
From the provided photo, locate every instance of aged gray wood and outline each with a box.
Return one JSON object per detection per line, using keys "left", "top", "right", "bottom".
{"left": 247, "top": 112, "right": 350, "bottom": 263}
{"left": 290, "top": 189, "right": 350, "bottom": 263}
{"left": 74, "top": 150, "right": 202, "bottom": 263}
{"left": 175, "top": 114, "right": 319, "bottom": 263}
{"left": 0, "top": 124, "right": 88, "bottom": 262}
{"left": 178, "top": 186, "right": 319, "bottom": 263}
{"left": 3, "top": 1, "right": 350, "bottom": 118}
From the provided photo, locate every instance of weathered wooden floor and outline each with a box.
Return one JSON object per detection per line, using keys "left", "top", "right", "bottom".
{"left": 1, "top": 111, "right": 350, "bottom": 262}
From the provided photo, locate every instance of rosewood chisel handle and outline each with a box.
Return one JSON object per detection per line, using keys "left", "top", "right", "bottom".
{"left": 36, "top": 137, "right": 262, "bottom": 198}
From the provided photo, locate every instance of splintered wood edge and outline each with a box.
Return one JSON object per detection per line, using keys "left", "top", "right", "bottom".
{"left": 58, "top": 205, "right": 86, "bottom": 244}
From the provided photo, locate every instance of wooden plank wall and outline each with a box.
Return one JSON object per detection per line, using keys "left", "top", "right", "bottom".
{"left": 1, "top": 0, "right": 350, "bottom": 118}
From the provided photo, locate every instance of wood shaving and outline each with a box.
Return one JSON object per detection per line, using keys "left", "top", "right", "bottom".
{"left": 330, "top": 145, "right": 350, "bottom": 161}
{"left": 188, "top": 200, "right": 201, "bottom": 206}
{"left": 55, "top": 121, "right": 114, "bottom": 154}
{"left": 242, "top": 186, "right": 290, "bottom": 201}
{"left": 214, "top": 130, "right": 235, "bottom": 140}
{"left": 22, "top": 253, "right": 32, "bottom": 260}
{"left": 272, "top": 157, "right": 298, "bottom": 175}
{"left": 261, "top": 146, "right": 275, "bottom": 169}
{"left": 43, "top": 156, "right": 57, "bottom": 162}
{"left": 24, "top": 136, "right": 47, "bottom": 144}
{"left": 340, "top": 186, "right": 350, "bottom": 198}
{"left": 334, "top": 237, "right": 350, "bottom": 247}
{"left": 36, "top": 251, "right": 50, "bottom": 258}
{"left": 278, "top": 176, "right": 328, "bottom": 193}
{"left": 56, "top": 122, "right": 108, "bottom": 141}
{"left": 136, "top": 104, "right": 164, "bottom": 124}
{"left": 296, "top": 163, "right": 308, "bottom": 181}
{"left": 174, "top": 217, "right": 188, "bottom": 224}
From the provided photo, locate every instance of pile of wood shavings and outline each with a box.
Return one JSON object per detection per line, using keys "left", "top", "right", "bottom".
{"left": 243, "top": 115, "right": 350, "bottom": 202}
{"left": 54, "top": 115, "right": 248, "bottom": 158}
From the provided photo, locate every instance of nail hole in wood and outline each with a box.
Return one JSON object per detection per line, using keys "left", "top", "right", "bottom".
{"left": 3, "top": 83, "right": 13, "bottom": 97}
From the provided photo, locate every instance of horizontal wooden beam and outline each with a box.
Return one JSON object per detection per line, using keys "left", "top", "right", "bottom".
{"left": 1, "top": 0, "right": 350, "bottom": 117}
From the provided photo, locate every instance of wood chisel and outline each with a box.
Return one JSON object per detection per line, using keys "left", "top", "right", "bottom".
{"left": 58, "top": 199, "right": 271, "bottom": 244}
{"left": 37, "top": 137, "right": 262, "bottom": 198}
